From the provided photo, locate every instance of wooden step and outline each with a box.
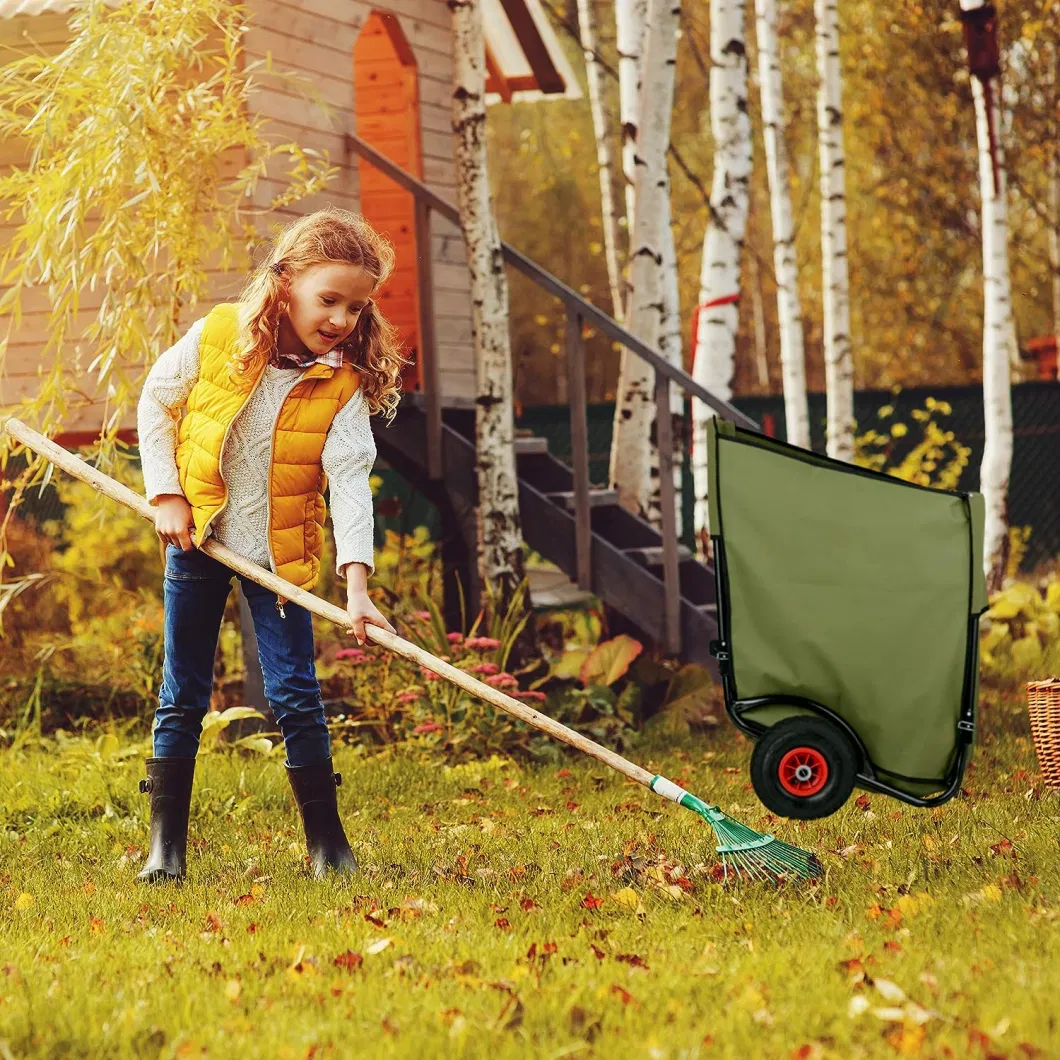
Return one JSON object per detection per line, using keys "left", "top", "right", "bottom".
{"left": 547, "top": 489, "right": 618, "bottom": 511}
{"left": 624, "top": 544, "right": 693, "bottom": 565}
{"left": 514, "top": 435, "right": 549, "bottom": 456}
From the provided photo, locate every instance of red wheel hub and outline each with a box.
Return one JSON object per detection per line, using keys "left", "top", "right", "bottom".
{"left": 777, "top": 746, "right": 829, "bottom": 797}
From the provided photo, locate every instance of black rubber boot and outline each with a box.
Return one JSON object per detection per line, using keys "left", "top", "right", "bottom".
{"left": 285, "top": 758, "right": 358, "bottom": 878}
{"left": 136, "top": 757, "right": 196, "bottom": 883}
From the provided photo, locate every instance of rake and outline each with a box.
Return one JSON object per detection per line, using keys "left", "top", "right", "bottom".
{"left": 2, "top": 417, "right": 822, "bottom": 883}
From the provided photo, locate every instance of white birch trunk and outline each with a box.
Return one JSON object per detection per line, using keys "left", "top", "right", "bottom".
{"left": 577, "top": 0, "right": 625, "bottom": 321}
{"left": 608, "top": 0, "right": 649, "bottom": 506}
{"left": 616, "top": 0, "right": 649, "bottom": 241}
{"left": 970, "top": 72, "right": 1014, "bottom": 588}
{"left": 450, "top": 0, "right": 526, "bottom": 606}
{"left": 691, "top": 0, "right": 752, "bottom": 549}
{"left": 646, "top": 192, "right": 685, "bottom": 529}
{"left": 609, "top": 0, "right": 680, "bottom": 518}
{"left": 815, "top": 0, "right": 854, "bottom": 462}
{"left": 755, "top": 0, "right": 810, "bottom": 448}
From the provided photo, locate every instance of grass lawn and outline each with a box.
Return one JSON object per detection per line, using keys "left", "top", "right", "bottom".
{"left": 0, "top": 716, "right": 1057, "bottom": 1059}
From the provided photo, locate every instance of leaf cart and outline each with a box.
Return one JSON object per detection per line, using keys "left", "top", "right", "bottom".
{"left": 706, "top": 419, "right": 989, "bottom": 820}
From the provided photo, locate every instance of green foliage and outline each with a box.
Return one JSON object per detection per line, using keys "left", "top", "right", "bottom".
{"left": 854, "top": 398, "right": 971, "bottom": 490}
{"left": 980, "top": 573, "right": 1060, "bottom": 683}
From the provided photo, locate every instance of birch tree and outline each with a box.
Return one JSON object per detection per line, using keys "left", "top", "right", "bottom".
{"left": 451, "top": 0, "right": 526, "bottom": 611}
{"left": 691, "top": 0, "right": 752, "bottom": 549}
{"left": 647, "top": 193, "right": 684, "bottom": 529}
{"left": 960, "top": 0, "right": 1014, "bottom": 589}
{"left": 608, "top": 0, "right": 648, "bottom": 510}
{"left": 577, "top": 0, "right": 625, "bottom": 321}
{"left": 755, "top": 0, "right": 810, "bottom": 448}
{"left": 609, "top": 0, "right": 681, "bottom": 518}
{"left": 616, "top": 0, "right": 649, "bottom": 239}
{"left": 815, "top": 0, "right": 854, "bottom": 461}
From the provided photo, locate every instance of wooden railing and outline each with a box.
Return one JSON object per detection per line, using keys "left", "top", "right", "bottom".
{"left": 345, "top": 132, "right": 757, "bottom": 655}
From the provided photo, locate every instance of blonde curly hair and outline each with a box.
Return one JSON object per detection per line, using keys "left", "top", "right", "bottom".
{"left": 234, "top": 207, "right": 408, "bottom": 421}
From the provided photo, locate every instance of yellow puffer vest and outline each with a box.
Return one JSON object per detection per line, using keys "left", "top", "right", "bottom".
{"left": 175, "top": 302, "right": 362, "bottom": 591}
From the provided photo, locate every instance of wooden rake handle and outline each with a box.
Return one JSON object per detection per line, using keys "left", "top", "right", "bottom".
{"left": 2, "top": 417, "right": 655, "bottom": 789}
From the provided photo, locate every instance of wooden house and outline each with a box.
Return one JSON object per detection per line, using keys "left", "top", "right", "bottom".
{"left": 0, "top": 0, "right": 579, "bottom": 439}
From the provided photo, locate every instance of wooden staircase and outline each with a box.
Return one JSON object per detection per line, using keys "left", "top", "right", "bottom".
{"left": 372, "top": 404, "right": 722, "bottom": 674}
{"left": 345, "top": 131, "right": 755, "bottom": 676}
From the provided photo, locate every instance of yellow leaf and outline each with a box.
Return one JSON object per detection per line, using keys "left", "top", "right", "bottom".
{"left": 225, "top": 979, "right": 241, "bottom": 1002}
{"left": 612, "top": 887, "right": 640, "bottom": 910}
{"left": 922, "top": 834, "right": 937, "bottom": 852}
{"left": 14, "top": 892, "right": 34, "bottom": 911}
{"left": 1045, "top": 581, "right": 1060, "bottom": 613}
{"left": 981, "top": 884, "right": 1002, "bottom": 903}
{"left": 580, "top": 634, "right": 644, "bottom": 687}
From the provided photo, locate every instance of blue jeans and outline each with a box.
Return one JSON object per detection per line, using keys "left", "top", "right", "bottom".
{"left": 153, "top": 544, "right": 331, "bottom": 767}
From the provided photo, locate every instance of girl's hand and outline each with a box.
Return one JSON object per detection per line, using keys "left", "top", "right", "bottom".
{"left": 345, "top": 588, "right": 396, "bottom": 645}
{"left": 155, "top": 494, "right": 196, "bottom": 551}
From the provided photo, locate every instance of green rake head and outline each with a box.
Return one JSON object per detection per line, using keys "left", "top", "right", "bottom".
{"left": 660, "top": 783, "right": 822, "bottom": 882}
{"left": 701, "top": 803, "right": 823, "bottom": 882}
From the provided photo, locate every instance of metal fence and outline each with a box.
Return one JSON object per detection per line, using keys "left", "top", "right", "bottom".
{"left": 7, "top": 381, "right": 1060, "bottom": 569}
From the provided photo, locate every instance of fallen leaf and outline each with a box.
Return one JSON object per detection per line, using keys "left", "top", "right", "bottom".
{"left": 611, "top": 887, "right": 641, "bottom": 910}
{"left": 615, "top": 953, "right": 649, "bottom": 970}
{"left": 225, "top": 979, "right": 241, "bottom": 1002}
{"left": 849, "top": 996, "right": 871, "bottom": 1017}
{"left": 14, "top": 893, "right": 34, "bottom": 911}
{"left": 610, "top": 984, "right": 636, "bottom": 1006}
{"left": 519, "top": 898, "right": 537, "bottom": 911}
{"left": 874, "top": 979, "right": 906, "bottom": 1004}
{"left": 581, "top": 892, "right": 605, "bottom": 910}
{"left": 365, "top": 938, "right": 391, "bottom": 955}
{"left": 333, "top": 951, "right": 363, "bottom": 972}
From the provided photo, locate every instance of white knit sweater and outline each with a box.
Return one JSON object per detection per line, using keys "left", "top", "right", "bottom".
{"left": 136, "top": 317, "right": 377, "bottom": 577}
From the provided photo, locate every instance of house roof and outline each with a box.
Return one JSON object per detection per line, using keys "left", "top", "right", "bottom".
{"left": 483, "top": 0, "right": 581, "bottom": 104}
{"left": 0, "top": 0, "right": 581, "bottom": 103}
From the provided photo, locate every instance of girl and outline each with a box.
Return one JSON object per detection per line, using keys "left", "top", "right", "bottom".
{"left": 135, "top": 207, "right": 401, "bottom": 883}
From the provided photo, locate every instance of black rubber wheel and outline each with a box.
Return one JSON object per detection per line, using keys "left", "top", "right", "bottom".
{"left": 750, "top": 716, "right": 860, "bottom": 820}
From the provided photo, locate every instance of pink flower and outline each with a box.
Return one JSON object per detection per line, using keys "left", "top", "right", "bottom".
{"left": 469, "top": 662, "right": 500, "bottom": 676}
{"left": 335, "top": 648, "right": 369, "bottom": 663}
{"left": 395, "top": 691, "right": 421, "bottom": 705}
{"left": 485, "top": 672, "right": 518, "bottom": 690}
{"left": 465, "top": 636, "right": 502, "bottom": 651}
{"left": 446, "top": 632, "right": 464, "bottom": 644}
{"left": 419, "top": 664, "right": 440, "bottom": 682}
{"left": 413, "top": 610, "right": 431, "bottom": 621}
{"left": 513, "top": 690, "right": 547, "bottom": 702}
{"left": 412, "top": 721, "right": 444, "bottom": 735}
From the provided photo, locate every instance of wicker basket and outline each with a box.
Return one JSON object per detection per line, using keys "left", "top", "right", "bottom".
{"left": 1027, "top": 678, "right": 1060, "bottom": 792}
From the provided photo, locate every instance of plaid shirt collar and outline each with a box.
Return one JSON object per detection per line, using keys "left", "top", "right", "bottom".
{"left": 270, "top": 346, "right": 347, "bottom": 371}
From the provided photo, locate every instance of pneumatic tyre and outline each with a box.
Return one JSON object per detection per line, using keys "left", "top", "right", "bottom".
{"left": 750, "top": 716, "right": 860, "bottom": 820}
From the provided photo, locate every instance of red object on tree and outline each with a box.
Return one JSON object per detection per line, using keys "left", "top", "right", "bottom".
{"left": 958, "top": 4, "right": 1001, "bottom": 81}
{"left": 959, "top": 4, "right": 1002, "bottom": 196}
